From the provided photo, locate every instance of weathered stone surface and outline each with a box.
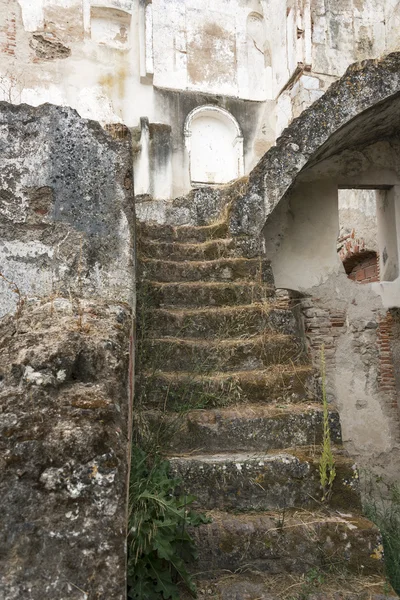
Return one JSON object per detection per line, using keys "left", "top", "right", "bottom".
{"left": 30, "top": 33, "right": 71, "bottom": 60}
{"left": 0, "top": 300, "right": 131, "bottom": 600}
{"left": 0, "top": 101, "right": 134, "bottom": 317}
{"left": 191, "top": 510, "right": 385, "bottom": 576}
{"left": 137, "top": 221, "right": 229, "bottom": 243}
{"left": 142, "top": 281, "right": 275, "bottom": 308}
{"left": 144, "top": 304, "right": 298, "bottom": 339}
{"left": 137, "top": 365, "right": 312, "bottom": 410}
{"left": 0, "top": 102, "right": 134, "bottom": 600}
{"left": 141, "top": 405, "right": 342, "bottom": 453}
{"left": 142, "top": 333, "right": 300, "bottom": 372}
{"left": 139, "top": 257, "right": 274, "bottom": 284}
{"left": 138, "top": 236, "right": 262, "bottom": 261}
{"left": 184, "top": 573, "right": 397, "bottom": 600}
{"left": 170, "top": 449, "right": 360, "bottom": 511}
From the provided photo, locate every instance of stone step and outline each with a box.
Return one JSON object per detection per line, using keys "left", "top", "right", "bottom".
{"left": 139, "top": 257, "right": 274, "bottom": 284}
{"left": 142, "top": 304, "right": 298, "bottom": 339}
{"left": 140, "top": 334, "right": 302, "bottom": 373}
{"left": 138, "top": 404, "right": 341, "bottom": 454}
{"left": 170, "top": 448, "right": 360, "bottom": 512}
{"left": 184, "top": 573, "right": 395, "bottom": 599}
{"left": 139, "top": 281, "right": 275, "bottom": 308}
{"left": 190, "top": 510, "right": 384, "bottom": 577}
{"left": 138, "top": 236, "right": 261, "bottom": 261}
{"left": 136, "top": 365, "right": 313, "bottom": 410}
{"left": 137, "top": 221, "right": 229, "bottom": 243}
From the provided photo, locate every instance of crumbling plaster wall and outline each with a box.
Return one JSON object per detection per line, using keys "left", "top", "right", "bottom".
{"left": 0, "top": 0, "right": 154, "bottom": 125}
{"left": 277, "top": 0, "right": 400, "bottom": 133}
{"left": 262, "top": 139, "right": 400, "bottom": 480}
{"left": 338, "top": 189, "right": 379, "bottom": 252}
{"left": 0, "top": 102, "right": 134, "bottom": 599}
{"left": 2, "top": 0, "right": 400, "bottom": 199}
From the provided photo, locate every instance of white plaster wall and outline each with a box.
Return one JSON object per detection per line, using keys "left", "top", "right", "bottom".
{"left": 6, "top": 0, "right": 155, "bottom": 127}
{"left": 264, "top": 180, "right": 342, "bottom": 290}
{"left": 151, "top": 0, "right": 277, "bottom": 101}
{"left": 2, "top": 0, "right": 400, "bottom": 200}
{"left": 338, "top": 189, "right": 379, "bottom": 251}
{"left": 376, "top": 187, "right": 400, "bottom": 282}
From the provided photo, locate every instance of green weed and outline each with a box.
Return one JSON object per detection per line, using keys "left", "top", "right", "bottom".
{"left": 363, "top": 473, "right": 400, "bottom": 595}
{"left": 127, "top": 446, "right": 209, "bottom": 600}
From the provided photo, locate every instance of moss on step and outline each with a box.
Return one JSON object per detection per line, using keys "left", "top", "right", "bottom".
{"left": 190, "top": 509, "right": 385, "bottom": 576}
{"left": 136, "top": 365, "right": 314, "bottom": 411}
{"left": 137, "top": 404, "right": 342, "bottom": 454}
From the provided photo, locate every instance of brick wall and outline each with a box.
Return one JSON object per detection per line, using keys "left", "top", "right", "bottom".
{"left": 377, "top": 312, "right": 397, "bottom": 394}
{"left": 292, "top": 292, "right": 400, "bottom": 436}
{"left": 346, "top": 253, "right": 379, "bottom": 284}
{"left": 0, "top": 13, "right": 16, "bottom": 57}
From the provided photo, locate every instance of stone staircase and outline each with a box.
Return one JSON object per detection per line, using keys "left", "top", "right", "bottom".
{"left": 135, "top": 217, "right": 393, "bottom": 599}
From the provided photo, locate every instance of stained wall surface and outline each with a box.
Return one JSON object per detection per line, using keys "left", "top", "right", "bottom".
{"left": 1, "top": 0, "right": 400, "bottom": 198}
{"left": 0, "top": 102, "right": 134, "bottom": 600}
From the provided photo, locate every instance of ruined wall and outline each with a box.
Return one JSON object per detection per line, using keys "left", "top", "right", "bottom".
{"left": 2, "top": 0, "right": 400, "bottom": 199}
{"left": 262, "top": 137, "right": 400, "bottom": 480}
{"left": 0, "top": 102, "right": 134, "bottom": 600}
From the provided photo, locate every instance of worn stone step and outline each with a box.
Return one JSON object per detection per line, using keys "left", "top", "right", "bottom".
{"left": 141, "top": 334, "right": 303, "bottom": 373}
{"left": 137, "top": 221, "right": 229, "bottom": 243}
{"left": 139, "top": 257, "right": 274, "bottom": 284}
{"left": 142, "top": 304, "right": 298, "bottom": 339}
{"left": 139, "top": 281, "right": 275, "bottom": 308}
{"left": 170, "top": 448, "right": 360, "bottom": 512}
{"left": 184, "top": 573, "right": 395, "bottom": 600}
{"left": 138, "top": 236, "right": 261, "bottom": 261}
{"left": 190, "top": 510, "right": 384, "bottom": 577}
{"left": 138, "top": 404, "right": 342, "bottom": 454}
{"left": 136, "top": 365, "right": 313, "bottom": 410}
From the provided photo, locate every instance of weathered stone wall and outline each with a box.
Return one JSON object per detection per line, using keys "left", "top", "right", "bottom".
{"left": 0, "top": 101, "right": 134, "bottom": 317}
{"left": 0, "top": 102, "right": 134, "bottom": 600}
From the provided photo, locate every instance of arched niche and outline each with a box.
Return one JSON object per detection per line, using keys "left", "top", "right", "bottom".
{"left": 184, "top": 106, "right": 244, "bottom": 185}
{"left": 90, "top": 6, "right": 131, "bottom": 49}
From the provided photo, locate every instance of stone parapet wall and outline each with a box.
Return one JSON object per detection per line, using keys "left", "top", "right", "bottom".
{"left": 0, "top": 299, "right": 132, "bottom": 600}
{"left": 0, "top": 101, "right": 135, "bottom": 599}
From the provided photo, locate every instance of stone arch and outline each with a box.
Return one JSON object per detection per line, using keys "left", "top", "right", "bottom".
{"left": 229, "top": 54, "right": 400, "bottom": 237}
{"left": 184, "top": 106, "right": 244, "bottom": 185}
{"left": 342, "top": 250, "right": 379, "bottom": 283}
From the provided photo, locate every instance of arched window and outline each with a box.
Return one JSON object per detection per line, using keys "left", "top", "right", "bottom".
{"left": 184, "top": 106, "right": 244, "bottom": 185}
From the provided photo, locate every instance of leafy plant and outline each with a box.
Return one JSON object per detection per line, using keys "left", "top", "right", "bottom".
{"left": 127, "top": 446, "right": 209, "bottom": 600}
{"left": 363, "top": 473, "right": 400, "bottom": 595}
{"left": 319, "top": 345, "right": 336, "bottom": 502}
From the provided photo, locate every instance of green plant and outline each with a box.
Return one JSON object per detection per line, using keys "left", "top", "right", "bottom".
{"left": 288, "top": 567, "right": 326, "bottom": 599}
{"left": 319, "top": 345, "right": 336, "bottom": 502}
{"left": 363, "top": 473, "right": 400, "bottom": 595}
{"left": 127, "top": 446, "right": 209, "bottom": 600}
